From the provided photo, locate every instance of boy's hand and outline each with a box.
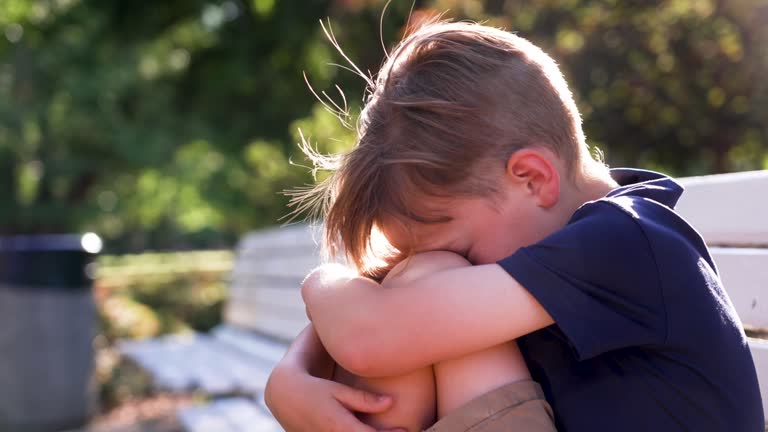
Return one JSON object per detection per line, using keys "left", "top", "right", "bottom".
{"left": 264, "top": 325, "right": 406, "bottom": 432}
{"left": 266, "top": 363, "right": 404, "bottom": 432}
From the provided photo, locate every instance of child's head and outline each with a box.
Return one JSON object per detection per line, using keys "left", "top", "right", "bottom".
{"left": 296, "top": 20, "right": 608, "bottom": 278}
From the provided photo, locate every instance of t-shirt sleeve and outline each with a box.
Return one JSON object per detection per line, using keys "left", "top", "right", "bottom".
{"left": 498, "top": 200, "right": 667, "bottom": 360}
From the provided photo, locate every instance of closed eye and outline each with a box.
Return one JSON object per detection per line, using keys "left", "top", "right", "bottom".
{"left": 463, "top": 246, "right": 479, "bottom": 264}
{"left": 458, "top": 247, "right": 471, "bottom": 260}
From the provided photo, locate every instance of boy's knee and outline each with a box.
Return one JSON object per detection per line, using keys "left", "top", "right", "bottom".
{"left": 383, "top": 251, "right": 471, "bottom": 286}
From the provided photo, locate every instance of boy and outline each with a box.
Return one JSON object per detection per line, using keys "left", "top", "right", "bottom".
{"left": 265, "top": 21, "right": 765, "bottom": 431}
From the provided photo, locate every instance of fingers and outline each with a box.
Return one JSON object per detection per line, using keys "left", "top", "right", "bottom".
{"left": 324, "top": 401, "right": 381, "bottom": 432}
{"left": 328, "top": 414, "right": 380, "bottom": 432}
{"left": 332, "top": 382, "right": 393, "bottom": 414}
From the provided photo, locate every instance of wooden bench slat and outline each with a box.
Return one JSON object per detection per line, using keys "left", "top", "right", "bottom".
{"left": 224, "top": 302, "right": 308, "bottom": 342}
{"left": 178, "top": 398, "right": 283, "bottom": 432}
{"left": 234, "top": 246, "right": 320, "bottom": 264}
{"left": 237, "top": 241, "right": 320, "bottom": 255}
{"left": 121, "top": 332, "right": 278, "bottom": 395}
{"left": 184, "top": 338, "right": 270, "bottom": 394}
{"left": 212, "top": 325, "right": 288, "bottom": 366}
{"left": 223, "top": 297, "right": 307, "bottom": 324}
{"left": 121, "top": 335, "right": 229, "bottom": 393}
{"left": 178, "top": 405, "right": 236, "bottom": 432}
{"left": 228, "top": 278, "right": 304, "bottom": 298}
{"left": 230, "top": 254, "right": 320, "bottom": 281}
{"left": 121, "top": 335, "right": 204, "bottom": 392}
{"left": 238, "top": 225, "right": 321, "bottom": 252}
{"left": 228, "top": 284, "right": 306, "bottom": 309}
{"left": 711, "top": 248, "right": 768, "bottom": 328}
{"left": 676, "top": 170, "right": 768, "bottom": 247}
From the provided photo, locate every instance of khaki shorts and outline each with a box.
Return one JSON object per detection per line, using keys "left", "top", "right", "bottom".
{"left": 425, "top": 380, "right": 556, "bottom": 432}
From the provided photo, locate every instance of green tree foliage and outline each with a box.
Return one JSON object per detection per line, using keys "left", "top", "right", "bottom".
{"left": 1, "top": 0, "right": 765, "bottom": 248}
{"left": 0, "top": 0, "right": 415, "bottom": 246}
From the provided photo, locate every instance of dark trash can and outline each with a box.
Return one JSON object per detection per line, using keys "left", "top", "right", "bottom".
{"left": 0, "top": 233, "right": 101, "bottom": 432}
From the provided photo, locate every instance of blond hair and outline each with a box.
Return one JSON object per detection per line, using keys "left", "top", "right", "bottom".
{"left": 292, "top": 20, "right": 590, "bottom": 279}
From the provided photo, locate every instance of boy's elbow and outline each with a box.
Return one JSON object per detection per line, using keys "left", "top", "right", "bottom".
{"left": 301, "top": 273, "right": 395, "bottom": 376}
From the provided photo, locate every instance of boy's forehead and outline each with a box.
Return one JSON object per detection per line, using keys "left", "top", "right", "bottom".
{"left": 379, "top": 212, "right": 454, "bottom": 253}
{"left": 377, "top": 193, "right": 491, "bottom": 252}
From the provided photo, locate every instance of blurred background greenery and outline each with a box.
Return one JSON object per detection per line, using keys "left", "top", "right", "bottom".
{"left": 1, "top": 0, "right": 766, "bottom": 422}
{"left": 2, "top": 0, "right": 766, "bottom": 248}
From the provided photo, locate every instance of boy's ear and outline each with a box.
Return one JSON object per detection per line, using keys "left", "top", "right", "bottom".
{"left": 505, "top": 148, "right": 560, "bottom": 208}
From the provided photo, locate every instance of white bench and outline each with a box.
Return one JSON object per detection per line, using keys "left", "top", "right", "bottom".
{"left": 120, "top": 224, "right": 320, "bottom": 432}
{"left": 121, "top": 171, "right": 768, "bottom": 430}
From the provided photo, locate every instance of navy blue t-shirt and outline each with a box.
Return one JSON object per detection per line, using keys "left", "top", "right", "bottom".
{"left": 498, "top": 169, "right": 764, "bottom": 431}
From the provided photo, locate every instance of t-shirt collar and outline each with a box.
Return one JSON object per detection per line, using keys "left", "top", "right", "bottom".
{"left": 606, "top": 168, "right": 685, "bottom": 209}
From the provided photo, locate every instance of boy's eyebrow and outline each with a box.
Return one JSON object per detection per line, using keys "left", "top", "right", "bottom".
{"left": 407, "top": 212, "right": 453, "bottom": 224}
{"left": 392, "top": 195, "right": 456, "bottom": 226}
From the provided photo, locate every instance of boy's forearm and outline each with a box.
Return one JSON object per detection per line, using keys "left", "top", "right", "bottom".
{"left": 304, "top": 263, "right": 554, "bottom": 377}
{"left": 278, "top": 324, "right": 335, "bottom": 379}
{"left": 265, "top": 324, "right": 334, "bottom": 419}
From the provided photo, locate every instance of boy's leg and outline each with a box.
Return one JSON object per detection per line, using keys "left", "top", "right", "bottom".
{"left": 394, "top": 253, "right": 555, "bottom": 432}
{"left": 423, "top": 256, "right": 556, "bottom": 432}
{"left": 427, "top": 378, "right": 556, "bottom": 432}
{"left": 332, "top": 252, "right": 468, "bottom": 431}
{"left": 434, "top": 340, "right": 533, "bottom": 417}
{"left": 426, "top": 343, "right": 556, "bottom": 432}
{"left": 333, "top": 364, "right": 436, "bottom": 432}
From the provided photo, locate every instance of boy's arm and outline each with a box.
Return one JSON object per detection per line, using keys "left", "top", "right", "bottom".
{"left": 302, "top": 263, "right": 553, "bottom": 377}
{"left": 265, "top": 324, "right": 404, "bottom": 432}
